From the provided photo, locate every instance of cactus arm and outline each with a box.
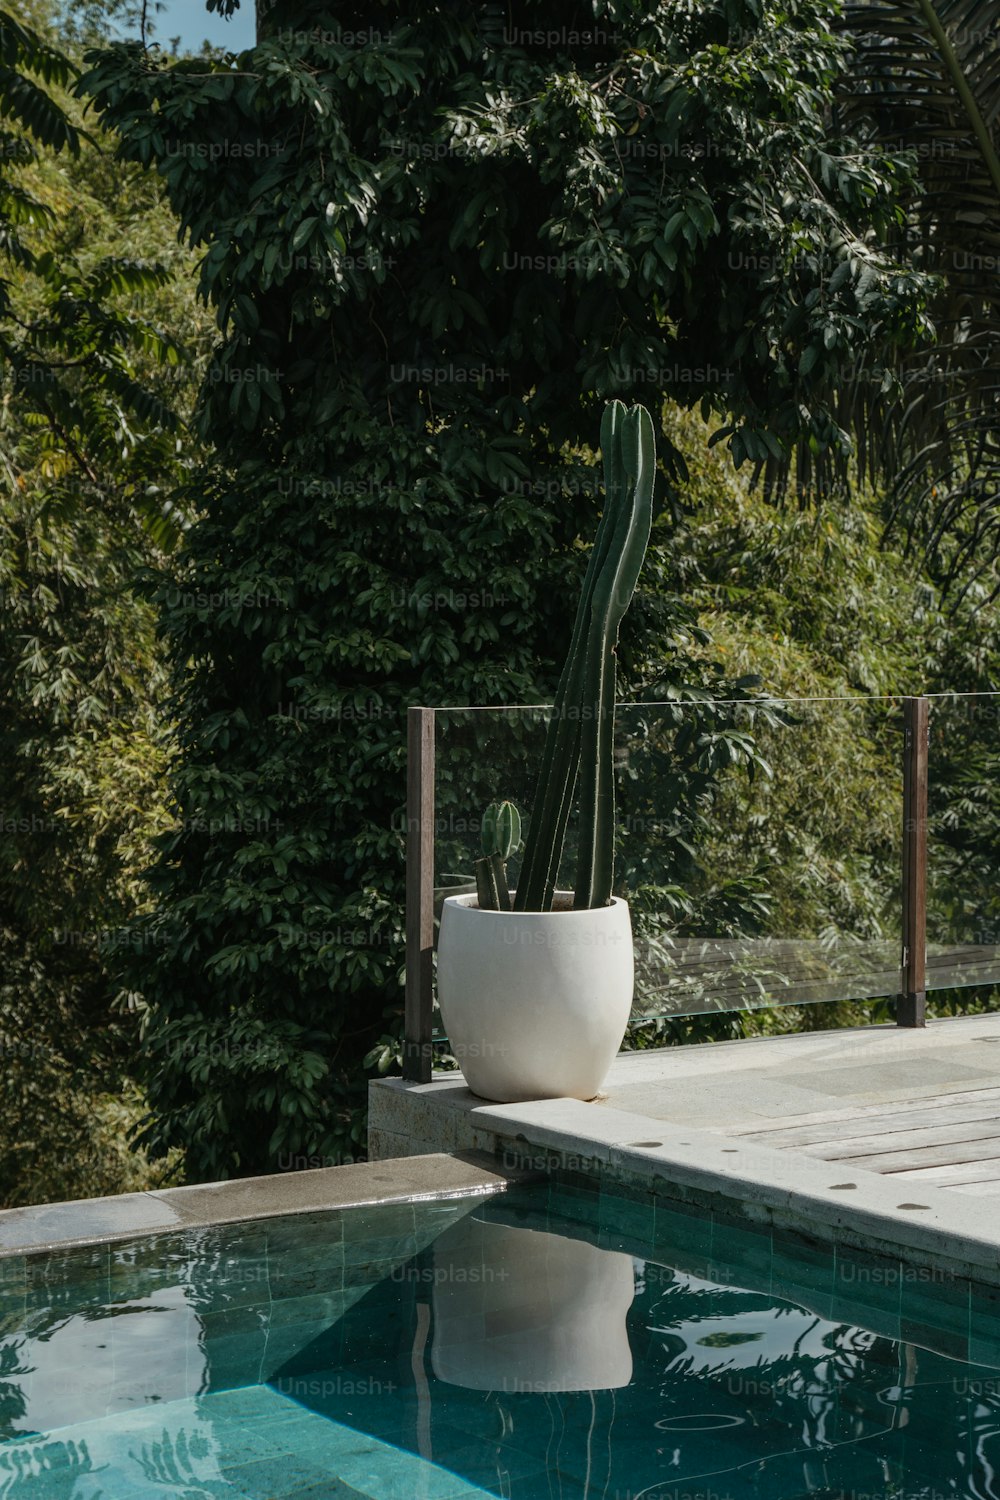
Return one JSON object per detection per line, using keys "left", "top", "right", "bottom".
{"left": 482, "top": 801, "right": 522, "bottom": 861}
{"left": 574, "top": 649, "right": 618, "bottom": 910}
{"left": 514, "top": 404, "right": 629, "bottom": 913}
{"left": 574, "top": 404, "right": 656, "bottom": 908}
{"left": 475, "top": 853, "right": 511, "bottom": 911}
{"left": 496, "top": 801, "right": 520, "bottom": 860}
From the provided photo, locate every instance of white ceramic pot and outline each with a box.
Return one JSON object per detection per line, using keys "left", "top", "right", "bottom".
{"left": 435, "top": 893, "right": 634, "bottom": 1102}
{"left": 430, "top": 1215, "right": 635, "bottom": 1392}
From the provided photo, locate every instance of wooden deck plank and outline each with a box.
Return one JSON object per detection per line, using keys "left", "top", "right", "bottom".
{"left": 886, "top": 1160, "right": 1000, "bottom": 1185}
{"left": 731, "top": 1086, "right": 1000, "bottom": 1141}
{"left": 842, "top": 1135, "right": 1000, "bottom": 1171}
{"left": 794, "top": 1117, "right": 1000, "bottom": 1159}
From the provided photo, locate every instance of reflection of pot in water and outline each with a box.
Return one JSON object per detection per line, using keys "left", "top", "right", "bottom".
{"left": 429, "top": 1215, "right": 634, "bottom": 1392}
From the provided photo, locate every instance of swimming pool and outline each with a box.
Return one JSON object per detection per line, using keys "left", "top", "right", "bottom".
{"left": 1, "top": 1177, "right": 998, "bottom": 1499}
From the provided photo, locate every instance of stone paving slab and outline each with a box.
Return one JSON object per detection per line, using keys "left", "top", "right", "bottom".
{"left": 0, "top": 1153, "right": 520, "bottom": 1256}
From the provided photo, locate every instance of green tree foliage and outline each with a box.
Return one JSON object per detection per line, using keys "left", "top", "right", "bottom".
{"left": 76, "top": 0, "right": 936, "bottom": 1181}
{"left": 667, "top": 413, "right": 915, "bottom": 954}
{"left": 832, "top": 0, "right": 1000, "bottom": 586}
{"left": 1, "top": 5, "right": 82, "bottom": 153}
{"left": 0, "top": 0, "right": 206, "bottom": 1204}
{"left": 626, "top": 407, "right": 1000, "bottom": 1043}
{"left": 0, "top": 5, "right": 187, "bottom": 532}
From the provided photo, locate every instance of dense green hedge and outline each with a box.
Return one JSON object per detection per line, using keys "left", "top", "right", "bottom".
{"left": 74, "top": 0, "right": 938, "bottom": 1180}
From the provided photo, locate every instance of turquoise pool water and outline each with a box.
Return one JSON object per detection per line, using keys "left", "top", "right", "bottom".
{"left": 1, "top": 1180, "right": 998, "bottom": 1499}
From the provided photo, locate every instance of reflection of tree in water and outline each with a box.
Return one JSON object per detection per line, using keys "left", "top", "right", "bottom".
{"left": 112, "top": 1225, "right": 250, "bottom": 1315}
{"left": 2, "top": 1209, "right": 996, "bottom": 1500}
{"left": 0, "top": 1426, "right": 229, "bottom": 1500}
{"left": 131, "top": 1424, "right": 225, "bottom": 1498}
{"left": 0, "top": 1224, "right": 254, "bottom": 1456}
{"left": 634, "top": 1268, "right": 1000, "bottom": 1499}
{"left": 272, "top": 1200, "right": 1000, "bottom": 1500}
{"left": 0, "top": 1437, "right": 97, "bottom": 1493}
{"left": 0, "top": 1336, "right": 29, "bottom": 1431}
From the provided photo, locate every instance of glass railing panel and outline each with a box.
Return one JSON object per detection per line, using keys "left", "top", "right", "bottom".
{"left": 616, "top": 697, "right": 902, "bottom": 1019}
{"left": 432, "top": 696, "right": 905, "bottom": 1030}
{"left": 926, "top": 692, "right": 1000, "bottom": 994}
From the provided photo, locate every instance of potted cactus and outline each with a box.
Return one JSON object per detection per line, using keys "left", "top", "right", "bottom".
{"left": 436, "top": 400, "right": 655, "bottom": 1102}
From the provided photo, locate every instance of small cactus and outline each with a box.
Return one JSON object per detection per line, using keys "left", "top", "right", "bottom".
{"left": 482, "top": 800, "right": 522, "bottom": 861}
{"left": 475, "top": 800, "right": 522, "bottom": 911}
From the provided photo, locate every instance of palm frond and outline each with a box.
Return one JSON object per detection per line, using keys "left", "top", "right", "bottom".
{"left": 831, "top": 0, "right": 1000, "bottom": 588}
{"left": 0, "top": 9, "right": 85, "bottom": 155}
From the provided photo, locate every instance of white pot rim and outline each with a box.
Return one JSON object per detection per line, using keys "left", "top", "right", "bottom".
{"left": 442, "top": 893, "right": 629, "bottom": 918}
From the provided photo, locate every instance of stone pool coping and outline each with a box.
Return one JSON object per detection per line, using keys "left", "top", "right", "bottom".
{"left": 369, "top": 1075, "right": 1000, "bottom": 1290}
{"left": 0, "top": 1152, "right": 521, "bottom": 1257}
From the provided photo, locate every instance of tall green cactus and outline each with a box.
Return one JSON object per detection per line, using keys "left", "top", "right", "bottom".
{"left": 514, "top": 401, "right": 655, "bottom": 913}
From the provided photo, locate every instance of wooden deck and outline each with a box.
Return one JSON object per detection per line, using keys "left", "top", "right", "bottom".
{"left": 596, "top": 1010, "right": 1000, "bottom": 1209}
{"left": 730, "top": 1084, "right": 1000, "bottom": 1197}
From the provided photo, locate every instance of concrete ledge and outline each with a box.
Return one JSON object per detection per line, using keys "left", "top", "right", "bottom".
{"left": 369, "top": 1075, "right": 1000, "bottom": 1289}
{"left": 0, "top": 1151, "right": 522, "bottom": 1257}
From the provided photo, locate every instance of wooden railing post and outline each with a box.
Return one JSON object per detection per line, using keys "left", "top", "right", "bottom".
{"left": 899, "top": 695, "right": 928, "bottom": 1027}
{"left": 404, "top": 707, "right": 436, "bottom": 1081}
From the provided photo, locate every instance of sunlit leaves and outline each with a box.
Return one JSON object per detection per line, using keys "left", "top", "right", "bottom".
{"left": 0, "top": 6, "right": 84, "bottom": 154}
